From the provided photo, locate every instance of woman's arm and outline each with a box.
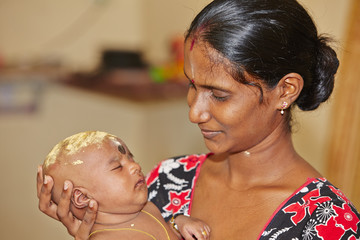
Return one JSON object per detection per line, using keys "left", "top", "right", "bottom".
{"left": 37, "top": 165, "right": 98, "bottom": 239}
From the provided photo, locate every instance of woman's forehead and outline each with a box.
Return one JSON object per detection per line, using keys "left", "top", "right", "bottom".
{"left": 185, "top": 46, "right": 239, "bottom": 88}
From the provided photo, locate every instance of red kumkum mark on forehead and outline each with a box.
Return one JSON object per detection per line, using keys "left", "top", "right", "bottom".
{"left": 190, "top": 38, "right": 196, "bottom": 51}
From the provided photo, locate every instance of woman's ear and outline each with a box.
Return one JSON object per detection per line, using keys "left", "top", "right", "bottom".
{"left": 277, "top": 73, "right": 304, "bottom": 108}
{"left": 71, "top": 188, "right": 91, "bottom": 209}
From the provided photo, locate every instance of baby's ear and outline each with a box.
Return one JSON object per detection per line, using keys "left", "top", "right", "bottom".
{"left": 71, "top": 188, "right": 91, "bottom": 209}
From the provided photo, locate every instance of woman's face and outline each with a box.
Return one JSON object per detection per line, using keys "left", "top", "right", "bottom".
{"left": 184, "top": 39, "right": 282, "bottom": 154}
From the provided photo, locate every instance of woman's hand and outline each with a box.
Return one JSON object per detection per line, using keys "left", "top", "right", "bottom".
{"left": 73, "top": 200, "right": 98, "bottom": 240}
{"left": 37, "top": 165, "right": 98, "bottom": 239}
{"left": 175, "top": 215, "right": 211, "bottom": 240}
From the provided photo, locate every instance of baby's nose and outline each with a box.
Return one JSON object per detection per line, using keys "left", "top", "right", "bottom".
{"left": 129, "top": 162, "right": 142, "bottom": 175}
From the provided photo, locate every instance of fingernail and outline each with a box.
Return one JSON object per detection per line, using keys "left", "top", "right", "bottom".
{"left": 89, "top": 200, "right": 94, "bottom": 208}
{"left": 44, "top": 175, "right": 48, "bottom": 184}
{"left": 64, "top": 181, "right": 69, "bottom": 190}
{"left": 37, "top": 165, "right": 41, "bottom": 173}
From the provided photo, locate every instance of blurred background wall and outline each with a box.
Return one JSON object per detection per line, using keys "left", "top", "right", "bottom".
{"left": 0, "top": 0, "right": 355, "bottom": 239}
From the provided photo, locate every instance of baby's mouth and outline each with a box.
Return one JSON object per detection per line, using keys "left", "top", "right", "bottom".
{"left": 135, "top": 177, "right": 145, "bottom": 188}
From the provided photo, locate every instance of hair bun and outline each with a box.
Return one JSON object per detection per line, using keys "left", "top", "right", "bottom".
{"left": 296, "top": 35, "right": 339, "bottom": 111}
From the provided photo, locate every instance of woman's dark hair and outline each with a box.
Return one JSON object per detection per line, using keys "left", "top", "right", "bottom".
{"left": 185, "top": 0, "right": 339, "bottom": 111}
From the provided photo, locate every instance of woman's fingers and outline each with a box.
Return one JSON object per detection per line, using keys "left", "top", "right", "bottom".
{"left": 57, "top": 180, "right": 82, "bottom": 236}
{"left": 74, "top": 200, "right": 98, "bottom": 240}
{"left": 37, "top": 166, "right": 94, "bottom": 238}
{"left": 36, "top": 165, "right": 43, "bottom": 198}
{"left": 37, "top": 167, "right": 59, "bottom": 220}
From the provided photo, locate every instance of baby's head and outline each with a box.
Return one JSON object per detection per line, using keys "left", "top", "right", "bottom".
{"left": 43, "top": 131, "right": 148, "bottom": 220}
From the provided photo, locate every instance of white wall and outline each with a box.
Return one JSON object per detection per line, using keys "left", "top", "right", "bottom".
{"left": 0, "top": 0, "right": 212, "bottom": 71}
{"left": 0, "top": 0, "right": 144, "bottom": 71}
{"left": 142, "top": 0, "right": 211, "bottom": 64}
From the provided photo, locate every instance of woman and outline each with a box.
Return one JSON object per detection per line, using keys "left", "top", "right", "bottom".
{"left": 37, "top": 0, "right": 360, "bottom": 239}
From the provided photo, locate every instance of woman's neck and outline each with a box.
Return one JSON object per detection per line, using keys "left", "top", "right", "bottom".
{"left": 212, "top": 128, "right": 306, "bottom": 190}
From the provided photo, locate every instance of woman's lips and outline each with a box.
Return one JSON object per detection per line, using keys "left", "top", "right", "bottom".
{"left": 200, "top": 129, "right": 221, "bottom": 139}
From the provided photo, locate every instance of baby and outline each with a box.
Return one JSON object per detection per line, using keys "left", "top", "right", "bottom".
{"left": 42, "top": 131, "right": 210, "bottom": 240}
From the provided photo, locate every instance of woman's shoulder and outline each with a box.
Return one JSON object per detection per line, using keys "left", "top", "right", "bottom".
{"left": 261, "top": 178, "right": 360, "bottom": 239}
{"left": 302, "top": 178, "right": 357, "bottom": 206}
{"left": 283, "top": 178, "right": 359, "bottom": 216}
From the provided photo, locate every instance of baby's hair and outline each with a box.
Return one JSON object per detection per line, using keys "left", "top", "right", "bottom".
{"left": 43, "top": 131, "right": 120, "bottom": 172}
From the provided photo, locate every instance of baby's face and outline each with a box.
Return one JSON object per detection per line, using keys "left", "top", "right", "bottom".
{"left": 68, "top": 138, "right": 148, "bottom": 214}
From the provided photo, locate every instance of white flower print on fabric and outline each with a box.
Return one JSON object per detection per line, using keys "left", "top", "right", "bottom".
{"left": 159, "top": 159, "right": 188, "bottom": 185}
{"left": 159, "top": 159, "right": 181, "bottom": 174}
{"left": 183, "top": 204, "right": 190, "bottom": 217}
{"left": 161, "top": 210, "right": 172, "bottom": 219}
{"left": 302, "top": 219, "right": 317, "bottom": 240}
{"left": 315, "top": 202, "right": 336, "bottom": 224}
{"left": 164, "top": 183, "right": 188, "bottom": 191}
{"left": 148, "top": 189, "right": 157, "bottom": 201}
{"left": 300, "top": 187, "right": 309, "bottom": 193}
{"left": 269, "top": 227, "right": 292, "bottom": 240}
{"left": 316, "top": 182, "right": 324, "bottom": 189}
{"left": 262, "top": 228, "right": 277, "bottom": 236}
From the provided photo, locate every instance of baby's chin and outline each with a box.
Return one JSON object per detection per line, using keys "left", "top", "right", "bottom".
{"left": 97, "top": 192, "right": 149, "bottom": 214}
{"left": 97, "top": 201, "right": 147, "bottom": 215}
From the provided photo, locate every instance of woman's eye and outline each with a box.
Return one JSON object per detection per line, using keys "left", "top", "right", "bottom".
{"left": 112, "top": 165, "right": 122, "bottom": 171}
{"left": 212, "top": 90, "right": 229, "bottom": 101}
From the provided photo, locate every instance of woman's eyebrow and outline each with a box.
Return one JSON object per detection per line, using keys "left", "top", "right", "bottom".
{"left": 196, "top": 81, "right": 231, "bottom": 92}
{"left": 184, "top": 68, "right": 231, "bottom": 92}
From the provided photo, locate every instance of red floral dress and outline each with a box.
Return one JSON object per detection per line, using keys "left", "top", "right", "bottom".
{"left": 146, "top": 154, "right": 360, "bottom": 240}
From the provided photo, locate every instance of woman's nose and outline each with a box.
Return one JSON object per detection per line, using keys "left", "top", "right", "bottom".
{"left": 188, "top": 93, "right": 211, "bottom": 124}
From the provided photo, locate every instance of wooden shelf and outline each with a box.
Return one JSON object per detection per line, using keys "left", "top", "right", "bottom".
{"left": 64, "top": 69, "right": 189, "bottom": 102}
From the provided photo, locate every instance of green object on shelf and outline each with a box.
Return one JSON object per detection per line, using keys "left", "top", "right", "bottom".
{"left": 149, "top": 67, "right": 166, "bottom": 83}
